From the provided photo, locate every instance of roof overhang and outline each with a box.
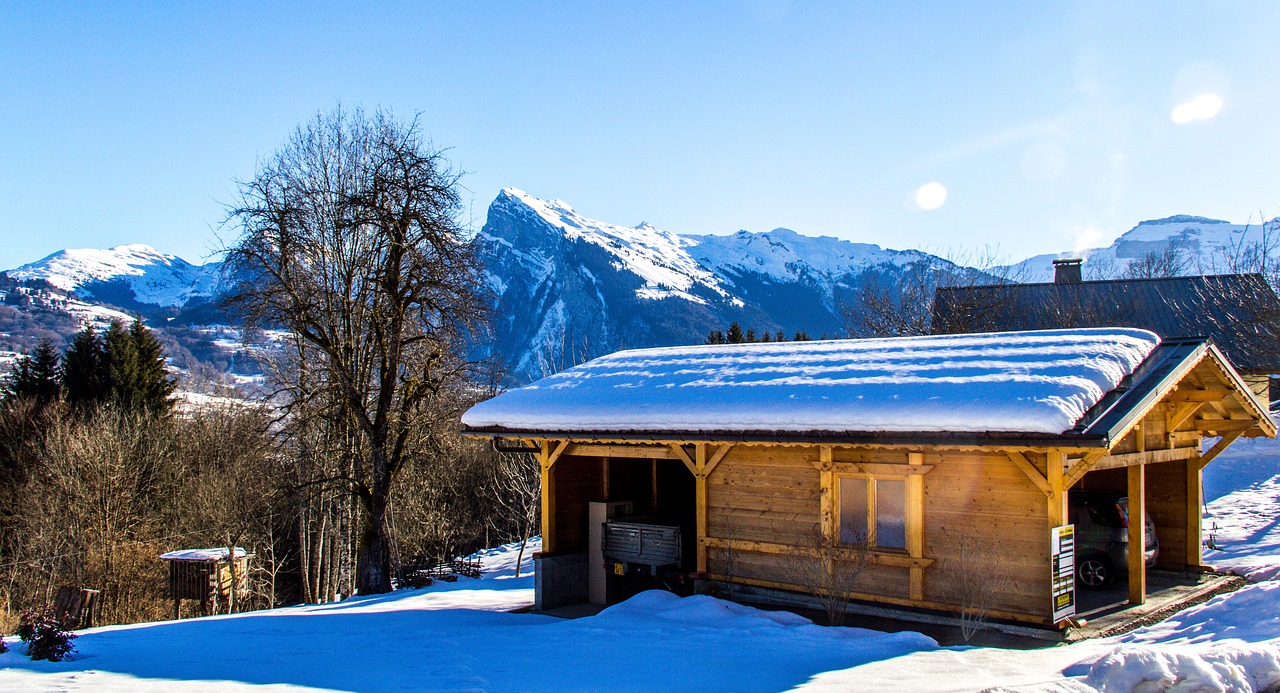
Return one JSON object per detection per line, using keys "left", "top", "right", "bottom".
{"left": 463, "top": 336, "right": 1276, "bottom": 451}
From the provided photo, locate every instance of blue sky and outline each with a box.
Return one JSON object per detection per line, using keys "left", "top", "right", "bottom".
{"left": 1, "top": 2, "right": 1278, "bottom": 270}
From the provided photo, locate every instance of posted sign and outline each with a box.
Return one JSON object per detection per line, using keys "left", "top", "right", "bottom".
{"left": 1051, "top": 524, "right": 1076, "bottom": 623}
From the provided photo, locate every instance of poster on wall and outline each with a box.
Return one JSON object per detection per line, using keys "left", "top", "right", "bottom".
{"left": 1051, "top": 524, "right": 1076, "bottom": 623}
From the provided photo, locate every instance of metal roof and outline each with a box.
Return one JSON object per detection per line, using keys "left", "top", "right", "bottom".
{"left": 932, "top": 273, "right": 1280, "bottom": 373}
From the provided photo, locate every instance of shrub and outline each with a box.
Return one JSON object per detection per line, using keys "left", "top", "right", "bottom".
{"left": 17, "top": 609, "right": 76, "bottom": 662}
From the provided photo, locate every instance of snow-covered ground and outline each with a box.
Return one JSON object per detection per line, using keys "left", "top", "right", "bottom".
{"left": 2, "top": 438, "right": 1279, "bottom": 692}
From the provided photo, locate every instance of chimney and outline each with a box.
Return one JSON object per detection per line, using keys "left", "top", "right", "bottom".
{"left": 1053, "top": 258, "right": 1083, "bottom": 284}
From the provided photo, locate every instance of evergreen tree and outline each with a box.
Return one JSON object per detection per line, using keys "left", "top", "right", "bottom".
{"left": 726, "top": 322, "right": 745, "bottom": 344}
{"left": 61, "top": 325, "right": 107, "bottom": 409}
{"left": 128, "top": 319, "right": 174, "bottom": 414}
{"left": 103, "top": 320, "right": 141, "bottom": 409}
{"left": 3, "top": 339, "right": 62, "bottom": 406}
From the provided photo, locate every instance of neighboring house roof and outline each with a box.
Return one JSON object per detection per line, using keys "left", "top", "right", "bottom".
{"left": 159, "top": 548, "right": 248, "bottom": 562}
{"left": 461, "top": 328, "right": 1221, "bottom": 446}
{"left": 932, "top": 273, "right": 1280, "bottom": 374}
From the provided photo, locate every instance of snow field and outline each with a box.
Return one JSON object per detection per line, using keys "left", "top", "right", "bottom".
{"left": 2, "top": 434, "right": 1280, "bottom": 691}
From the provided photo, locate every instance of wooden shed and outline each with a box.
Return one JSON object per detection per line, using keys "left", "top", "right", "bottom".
{"left": 462, "top": 328, "right": 1274, "bottom": 627}
{"left": 160, "top": 547, "right": 251, "bottom": 618}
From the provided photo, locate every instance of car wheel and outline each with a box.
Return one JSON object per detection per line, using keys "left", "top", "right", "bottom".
{"left": 1077, "top": 554, "right": 1115, "bottom": 590}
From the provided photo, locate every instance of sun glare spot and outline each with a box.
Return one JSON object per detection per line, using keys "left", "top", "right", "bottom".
{"left": 914, "top": 182, "right": 947, "bottom": 210}
{"left": 1171, "top": 93, "right": 1222, "bottom": 124}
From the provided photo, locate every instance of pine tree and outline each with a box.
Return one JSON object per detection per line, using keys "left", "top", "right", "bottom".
{"left": 61, "top": 325, "right": 107, "bottom": 409}
{"left": 726, "top": 322, "right": 744, "bottom": 344}
{"left": 103, "top": 320, "right": 141, "bottom": 409}
{"left": 129, "top": 319, "right": 174, "bottom": 414}
{"left": 6, "top": 339, "right": 63, "bottom": 406}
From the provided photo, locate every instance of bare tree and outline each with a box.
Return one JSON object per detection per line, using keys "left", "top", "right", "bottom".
{"left": 941, "top": 532, "right": 1012, "bottom": 642}
{"left": 842, "top": 247, "right": 1026, "bottom": 338}
{"left": 785, "top": 527, "right": 872, "bottom": 626}
{"left": 1121, "top": 240, "right": 1189, "bottom": 279}
{"left": 486, "top": 450, "right": 540, "bottom": 577}
{"left": 224, "top": 106, "right": 487, "bottom": 594}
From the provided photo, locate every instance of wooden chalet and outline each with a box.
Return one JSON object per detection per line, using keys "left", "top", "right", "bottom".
{"left": 462, "top": 328, "right": 1274, "bottom": 627}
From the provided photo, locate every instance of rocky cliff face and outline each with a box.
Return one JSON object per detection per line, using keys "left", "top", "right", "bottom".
{"left": 475, "top": 189, "right": 945, "bottom": 381}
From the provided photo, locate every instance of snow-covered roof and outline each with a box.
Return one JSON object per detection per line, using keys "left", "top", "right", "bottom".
{"left": 159, "top": 547, "right": 248, "bottom": 562}
{"left": 462, "top": 328, "right": 1161, "bottom": 438}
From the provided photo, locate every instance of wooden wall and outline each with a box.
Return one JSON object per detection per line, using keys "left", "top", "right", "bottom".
{"left": 1143, "top": 461, "right": 1189, "bottom": 568}
{"left": 551, "top": 455, "right": 603, "bottom": 553}
{"left": 703, "top": 445, "right": 1052, "bottom": 620}
{"left": 918, "top": 451, "right": 1050, "bottom": 618}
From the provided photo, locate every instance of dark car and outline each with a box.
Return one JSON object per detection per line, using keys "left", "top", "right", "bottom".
{"left": 1068, "top": 490, "right": 1159, "bottom": 590}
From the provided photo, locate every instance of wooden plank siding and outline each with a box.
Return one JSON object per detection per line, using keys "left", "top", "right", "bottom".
{"left": 701, "top": 445, "right": 1056, "bottom": 621}
{"left": 1143, "top": 460, "right": 1189, "bottom": 568}
{"left": 919, "top": 451, "right": 1052, "bottom": 618}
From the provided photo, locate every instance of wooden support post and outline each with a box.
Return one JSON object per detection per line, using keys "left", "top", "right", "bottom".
{"left": 1186, "top": 451, "right": 1203, "bottom": 570}
{"left": 650, "top": 458, "right": 658, "bottom": 510}
{"left": 1046, "top": 450, "right": 1067, "bottom": 529}
{"left": 818, "top": 446, "right": 835, "bottom": 539}
{"left": 695, "top": 443, "right": 709, "bottom": 572}
{"left": 906, "top": 452, "right": 925, "bottom": 601}
{"left": 601, "top": 457, "right": 610, "bottom": 500}
{"left": 540, "top": 441, "right": 557, "bottom": 554}
{"left": 1128, "top": 461, "right": 1146, "bottom": 604}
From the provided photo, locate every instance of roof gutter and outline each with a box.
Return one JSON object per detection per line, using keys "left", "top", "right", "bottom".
{"left": 461, "top": 426, "right": 1111, "bottom": 450}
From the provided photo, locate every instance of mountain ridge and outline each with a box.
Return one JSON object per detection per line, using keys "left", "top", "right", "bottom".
{"left": 4, "top": 190, "right": 1275, "bottom": 382}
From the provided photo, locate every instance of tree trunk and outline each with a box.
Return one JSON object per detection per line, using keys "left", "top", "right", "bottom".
{"left": 355, "top": 474, "right": 394, "bottom": 595}
{"left": 297, "top": 508, "right": 312, "bottom": 604}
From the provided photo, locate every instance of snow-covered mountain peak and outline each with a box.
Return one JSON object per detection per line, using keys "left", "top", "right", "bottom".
{"left": 8, "top": 243, "right": 221, "bottom": 308}
{"left": 493, "top": 188, "right": 731, "bottom": 303}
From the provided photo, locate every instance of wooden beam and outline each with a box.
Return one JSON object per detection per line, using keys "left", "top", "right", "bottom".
{"left": 819, "top": 446, "right": 835, "bottom": 539}
{"left": 565, "top": 443, "right": 681, "bottom": 460}
{"left": 1047, "top": 450, "right": 1067, "bottom": 529}
{"left": 1128, "top": 461, "right": 1146, "bottom": 605}
{"left": 1198, "top": 429, "right": 1246, "bottom": 470}
{"left": 906, "top": 452, "right": 925, "bottom": 601}
{"left": 832, "top": 462, "right": 934, "bottom": 476}
{"left": 1192, "top": 418, "right": 1257, "bottom": 433}
{"left": 539, "top": 441, "right": 557, "bottom": 553}
{"left": 1167, "top": 402, "right": 1205, "bottom": 433}
{"left": 1166, "top": 389, "right": 1233, "bottom": 402}
{"left": 1063, "top": 450, "right": 1108, "bottom": 489}
{"left": 1186, "top": 452, "right": 1203, "bottom": 570}
{"left": 695, "top": 444, "right": 709, "bottom": 572}
{"left": 1006, "top": 451, "right": 1050, "bottom": 495}
{"left": 702, "top": 537, "right": 935, "bottom": 570}
{"left": 669, "top": 443, "right": 697, "bottom": 476}
{"left": 1085, "top": 446, "right": 1199, "bottom": 473}
{"left": 545, "top": 440, "right": 570, "bottom": 468}
{"left": 705, "top": 443, "right": 733, "bottom": 477}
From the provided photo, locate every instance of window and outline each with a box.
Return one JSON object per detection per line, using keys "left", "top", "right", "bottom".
{"left": 839, "top": 476, "right": 906, "bottom": 550}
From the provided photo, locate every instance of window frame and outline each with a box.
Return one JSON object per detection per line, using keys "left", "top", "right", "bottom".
{"left": 836, "top": 472, "right": 910, "bottom": 553}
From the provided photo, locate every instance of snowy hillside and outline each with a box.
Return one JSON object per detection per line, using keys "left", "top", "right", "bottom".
{"left": 8, "top": 244, "right": 221, "bottom": 308}
{"left": 1013, "top": 215, "right": 1278, "bottom": 281}
{"left": 3, "top": 437, "right": 1280, "bottom": 692}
